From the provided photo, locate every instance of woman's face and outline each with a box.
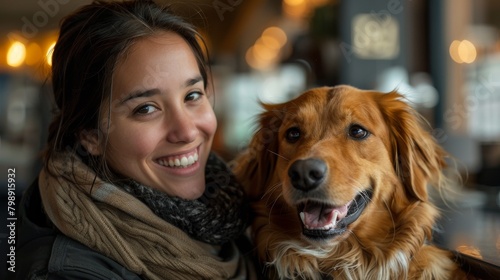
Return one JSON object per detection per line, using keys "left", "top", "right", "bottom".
{"left": 102, "top": 32, "right": 216, "bottom": 199}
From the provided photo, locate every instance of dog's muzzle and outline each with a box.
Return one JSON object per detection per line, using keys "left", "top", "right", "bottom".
{"left": 297, "top": 190, "right": 373, "bottom": 239}
{"left": 288, "top": 158, "right": 373, "bottom": 239}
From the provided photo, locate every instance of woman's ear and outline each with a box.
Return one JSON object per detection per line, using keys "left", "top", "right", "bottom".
{"left": 79, "top": 129, "right": 102, "bottom": 156}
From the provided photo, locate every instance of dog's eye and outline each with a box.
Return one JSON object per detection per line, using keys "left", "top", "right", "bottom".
{"left": 348, "top": 125, "right": 369, "bottom": 140}
{"left": 285, "top": 127, "right": 301, "bottom": 143}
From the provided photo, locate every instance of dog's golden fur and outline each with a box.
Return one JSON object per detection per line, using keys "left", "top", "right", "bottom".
{"left": 233, "top": 86, "right": 471, "bottom": 279}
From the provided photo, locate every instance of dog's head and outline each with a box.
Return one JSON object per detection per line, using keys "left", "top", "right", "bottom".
{"left": 234, "top": 85, "right": 447, "bottom": 243}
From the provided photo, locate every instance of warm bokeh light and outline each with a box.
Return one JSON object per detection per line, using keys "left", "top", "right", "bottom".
{"left": 46, "top": 41, "right": 56, "bottom": 66}
{"left": 25, "top": 42, "right": 43, "bottom": 66}
{"left": 246, "top": 46, "right": 272, "bottom": 70}
{"left": 283, "top": 0, "right": 308, "bottom": 18}
{"left": 458, "top": 40, "right": 477, "bottom": 64}
{"left": 282, "top": 0, "right": 331, "bottom": 19}
{"left": 262, "top": 27, "right": 288, "bottom": 48}
{"left": 450, "top": 39, "right": 477, "bottom": 64}
{"left": 258, "top": 36, "right": 281, "bottom": 51}
{"left": 449, "top": 40, "right": 462, "bottom": 63}
{"left": 253, "top": 41, "right": 278, "bottom": 61}
{"left": 246, "top": 26, "right": 288, "bottom": 70}
{"left": 284, "top": 0, "right": 305, "bottom": 6}
{"left": 6, "top": 41, "right": 26, "bottom": 67}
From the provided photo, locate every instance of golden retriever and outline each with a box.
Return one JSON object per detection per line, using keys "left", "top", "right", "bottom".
{"left": 233, "top": 85, "right": 471, "bottom": 279}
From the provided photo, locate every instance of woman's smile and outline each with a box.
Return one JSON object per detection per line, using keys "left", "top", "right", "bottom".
{"left": 156, "top": 148, "right": 199, "bottom": 168}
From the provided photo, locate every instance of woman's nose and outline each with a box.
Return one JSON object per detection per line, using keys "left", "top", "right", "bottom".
{"left": 166, "top": 109, "right": 198, "bottom": 143}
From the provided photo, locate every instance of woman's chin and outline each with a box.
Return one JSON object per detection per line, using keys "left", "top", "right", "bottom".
{"left": 154, "top": 177, "right": 206, "bottom": 200}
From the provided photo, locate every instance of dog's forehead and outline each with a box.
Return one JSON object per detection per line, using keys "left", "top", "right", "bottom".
{"left": 276, "top": 90, "right": 327, "bottom": 124}
{"left": 325, "top": 85, "right": 377, "bottom": 107}
{"left": 281, "top": 87, "right": 336, "bottom": 113}
{"left": 282, "top": 86, "right": 379, "bottom": 120}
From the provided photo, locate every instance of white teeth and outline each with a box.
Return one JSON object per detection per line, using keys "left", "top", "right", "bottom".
{"left": 332, "top": 210, "right": 339, "bottom": 223}
{"left": 159, "top": 152, "right": 199, "bottom": 168}
{"left": 299, "top": 210, "right": 339, "bottom": 230}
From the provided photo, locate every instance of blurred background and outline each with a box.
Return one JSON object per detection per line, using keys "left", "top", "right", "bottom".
{"left": 0, "top": 0, "right": 498, "bottom": 269}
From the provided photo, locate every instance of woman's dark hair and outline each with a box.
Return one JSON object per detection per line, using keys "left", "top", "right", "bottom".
{"left": 45, "top": 0, "right": 211, "bottom": 177}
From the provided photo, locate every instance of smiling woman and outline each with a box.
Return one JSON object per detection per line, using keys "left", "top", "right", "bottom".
{"left": 89, "top": 33, "right": 218, "bottom": 200}
{"left": 14, "top": 1, "right": 257, "bottom": 279}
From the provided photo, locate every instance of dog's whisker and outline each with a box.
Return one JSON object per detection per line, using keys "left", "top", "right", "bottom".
{"left": 350, "top": 182, "right": 375, "bottom": 205}
{"left": 270, "top": 192, "right": 282, "bottom": 211}
{"left": 268, "top": 191, "right": 284, "bottom": 222}
{"left": 266, "top": 149, "right": 289, "bottom": 161}
{"left": 360, "top": 189, "right": 374, "bottom": 204}
{"left": 262, "top": 182, "right": 285, "bottom": 212}
{"left": 261, "top": 182, "right": 282, "bottom": 201}
{"left": 346, "top": 180, "right": 373, "bottom": 205}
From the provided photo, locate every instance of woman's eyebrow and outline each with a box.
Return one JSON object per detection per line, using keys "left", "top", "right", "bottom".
{"left": 184, "top": 76, "right": 203, "bottom": 88}
{"left": 118, "top": 76, "right": 203, "bottom": 105}
{"left": 119, "top": 89, "right": 159, "bottom": 105}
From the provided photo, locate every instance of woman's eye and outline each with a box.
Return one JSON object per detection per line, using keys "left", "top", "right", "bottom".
{"left": 285, "top": 127, "right": 301, "bottom": 143}
{"left": 348, "top": 125, "right": 369, "bottom": 140}
{"left": 186, "top": 91, "right": 203, "bottom": 102}
{"left": 134, "top": 104, "right": 157, "bottom": 115}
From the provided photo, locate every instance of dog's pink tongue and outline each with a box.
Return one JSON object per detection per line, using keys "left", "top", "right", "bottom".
{"left": 302, "top": 202, "right": 349, "bottom": 229}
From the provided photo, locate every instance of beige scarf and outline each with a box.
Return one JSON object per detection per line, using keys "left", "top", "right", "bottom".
{"left": 39, "top": 152, "right": 242, "bottom": 280}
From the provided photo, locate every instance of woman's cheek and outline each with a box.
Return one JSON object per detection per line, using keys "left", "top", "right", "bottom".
{"left": 109, "top": 123, "right": 160, "bottom": 159}
{"left": 198, "top": 106, "right": 218, "bottom": 136}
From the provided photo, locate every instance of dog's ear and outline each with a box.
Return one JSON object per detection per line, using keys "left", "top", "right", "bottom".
{"left": 377, "top": 91, "right": 447, "bottom": 201}
{"left": 232, "top": 102, "right": 284, "bottom": 199}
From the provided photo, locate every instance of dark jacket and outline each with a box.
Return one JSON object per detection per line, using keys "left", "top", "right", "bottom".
{"left": 11, "top": 178, "right": 142, "bottom": 280}
{"left": 11, "top": 179, "right": 263, "bottom": 280}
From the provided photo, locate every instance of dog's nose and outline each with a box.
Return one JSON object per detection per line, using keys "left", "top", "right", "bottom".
{"left": 288, "top": 158, "right": 327, "bottom": 191}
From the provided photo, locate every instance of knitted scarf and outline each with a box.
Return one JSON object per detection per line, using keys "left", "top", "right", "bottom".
{"left": 39, "top": 151, "right": 249, "bottom": 280}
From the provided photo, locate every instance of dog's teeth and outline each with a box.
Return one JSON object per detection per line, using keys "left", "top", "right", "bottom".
{"left": 300, "top": 212, "right": 305, "bottom": 224}
{"left": 331, "top": 211, "right": 339, "bottom": 227}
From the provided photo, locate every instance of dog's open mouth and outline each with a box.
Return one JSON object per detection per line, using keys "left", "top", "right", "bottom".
{"left": 297, "top": 190, "right": 373, "bottom": 239}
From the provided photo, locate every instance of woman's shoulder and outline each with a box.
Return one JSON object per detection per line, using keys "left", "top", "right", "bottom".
{"left": 49, "top": 235, "right": 142, "bottom": 279}
{"left": 13, "top": 178, "right": 141, "bottom": 280}
{"left": 15, "top": 234, "right": 142, "bottom": 280}
{"left": 14, "top": 177, "right": 57, "bottom": 280}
